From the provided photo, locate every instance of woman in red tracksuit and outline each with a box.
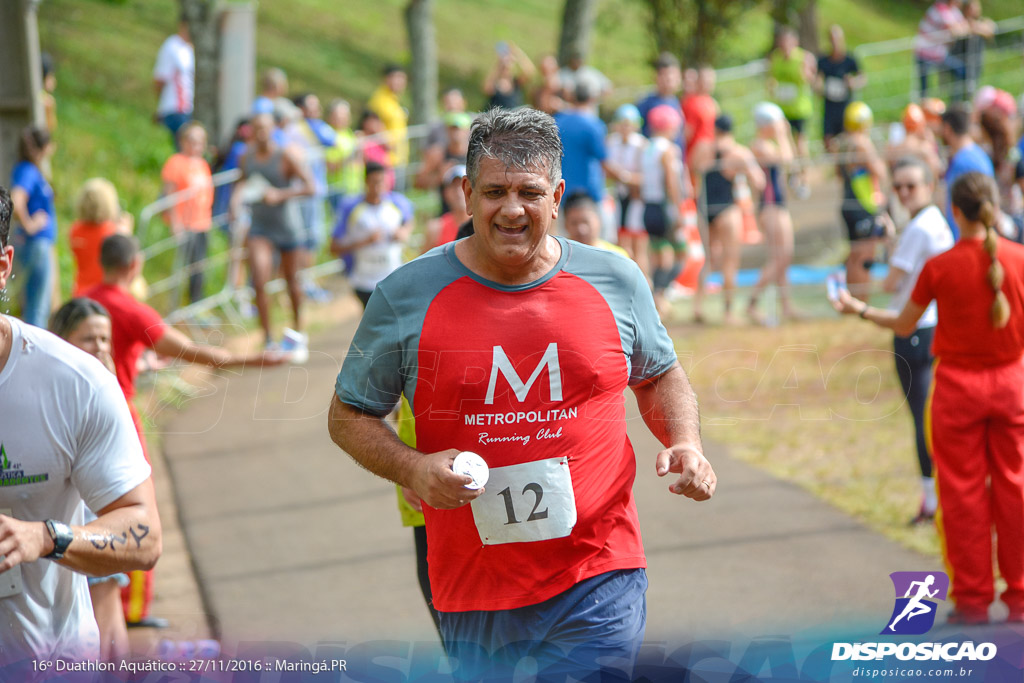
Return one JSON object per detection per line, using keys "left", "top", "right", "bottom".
{"left": 835, "top": 171, "right": 1024, "bottom": 625}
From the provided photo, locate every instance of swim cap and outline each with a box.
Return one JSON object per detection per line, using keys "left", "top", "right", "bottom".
{"left": 902, "top": 103, "right": 926, "bottom": 134}
{"left": 613, "top": 103, "right": 642, "bottom": 125}
{"left": 753, "top": 102, "right": 785, "bottom": 128}
{"left": 648, "top": 104, "right": 682, "bottom": 133}
{"left": 843, "top": 101, "right": 872, "bottom": 133}
{"left": 921, "top": 97, "right": 946, "bottom": 124}
{"left": 714, "top": 113, "right": 733, "bottom": 133}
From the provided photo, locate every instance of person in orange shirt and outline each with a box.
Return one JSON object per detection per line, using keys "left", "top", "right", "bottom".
{"left": 161, "top": 122, "right": 213, "bottom": 304}
{"left": 69, "top": 178, "right": 133, "bottom": 296}
{"left": 834, "top": 171, "right": 1024, "bottom": 626}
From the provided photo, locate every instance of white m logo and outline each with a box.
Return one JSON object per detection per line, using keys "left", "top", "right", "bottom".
{"left": 485, "top": 343, "right": 563, "bottom": 404}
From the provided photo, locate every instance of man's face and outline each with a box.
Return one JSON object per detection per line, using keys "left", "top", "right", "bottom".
{"left": 564, "top": 205, "right": 600, "bottom": 245}
{"left": 365, "top": 171, "right": 388, "bottom": 202}
{"left": 252, "top": 114, "right": 274, "bottom": 145}
{"left": 387, "top": 71, "right": 407, "bottom": 94}
{"left": 442, "top": 90, "right": 466, "bottom": 113}
{"left": 181, "top": 126, "right": 207, "bottom": 157}
{"left": 303, "top": 95, "right": 322, "bottom": 120}
{"left": 656, "top": 66, "right": 681, "bottom": 96}
{"left": 464, "top": 156, "right": 563, "bottom": 270}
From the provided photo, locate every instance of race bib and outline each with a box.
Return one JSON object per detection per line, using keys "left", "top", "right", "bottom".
{"left": 775, "top": 83, "right": 798, "bottom": 103}
{"left": 470, "top": 457, "right": 576, "bottom": 545}
{"left": 0, "top": 509, "right": 23, "bottom": 598}
{"left": 824, "top": 76, "right": 848, "bottom": 102}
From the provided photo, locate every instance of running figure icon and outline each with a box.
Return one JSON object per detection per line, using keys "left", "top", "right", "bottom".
{"left": 888, "top": 574, "right": 939, "bottom": 632}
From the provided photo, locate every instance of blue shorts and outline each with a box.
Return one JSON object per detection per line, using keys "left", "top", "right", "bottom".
{"left": 440, "top": 568, "right": 647, "bottom": 682}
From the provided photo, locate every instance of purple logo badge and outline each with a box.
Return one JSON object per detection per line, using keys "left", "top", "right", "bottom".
{"left": 882, "top": 572, "right": 949, "bottom": 635}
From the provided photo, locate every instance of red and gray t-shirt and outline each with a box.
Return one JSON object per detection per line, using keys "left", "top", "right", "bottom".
{"left": 336, "top": 236, "right": 678, "bottom": 612}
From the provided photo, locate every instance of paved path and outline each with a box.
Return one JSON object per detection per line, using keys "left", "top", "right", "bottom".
{"left": 159, "top": 310, "right": 940, "bottom": 655}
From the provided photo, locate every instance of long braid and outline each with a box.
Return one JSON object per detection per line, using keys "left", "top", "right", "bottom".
{"left": 980, "top": 202, "right": 1011, "bottom": 328}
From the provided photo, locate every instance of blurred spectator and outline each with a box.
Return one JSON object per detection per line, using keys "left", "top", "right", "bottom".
{"left": 9, "top": 126, "right": 56, "bottom": 328}
{"left": 941, "top": 103, "right": 994, "bottom": 238}
{"left": 768, "top": 26, "right": 815, "bottom": 197}
{"left": 555, "top": 82, "right": 615, "bottom": 203}
{"left": 682, "top": 66, "right": 718, "bottom": 171}
{"left": 69, "top": 178, "right": 133, "bottom": 296}
{"left": 816, "top": 25, "right": 865, "bottom": 150}
{"left": 636, "top": 53, "right": 683, "bottom": 139}
{"left": 558, "top": 48, "right": 612, "bottom": 105}
{"left": 211, "top": 117, "right": 252, "bottom": 221}
{"left": 606, "top": 104, "right": 648, "bottom": 276}
{"left": 40, "top": 52, "right": 57, "bottom": 135}
{"left": 367, "top": 64, "right": 409, "bottom": 176}
{"left": 326, "top": 99, "right": 363, "bottom": 214}
{"left": 161, "top": 122, "right": 214, "bottom": 305}
{"left": 951, "top": 0, "right": 995, "bottom": 101}
{"left": 422, "top": 165, "right": 469, "bottom": 253}
{"left": 153, "top": 13, "right": 194, "bottom": 146}
{"left": 358, "top": 110, "right": 395, "bottom": 191}
{"left": 532, "top": 55, "right": 565, "bottom": 114}
{"left": 977, "top": 107, "right": 1024, "bottom": 239}
{"left": 294, "top": 93, "right": 336, "bottom": 260}
{"left": 914, "top": 0, "right": 969, "bottom": 99}
{"left": 563, "top": 191, "right": 628, "bottom": 256}
{"left": 414, "top": 112, "right": 471, "bottom": 214}
{"left": 253, "top": 67, "right": 289, "bottom": 116}
{"left": 483, "top": 41, "right": 535, "bottom": 110}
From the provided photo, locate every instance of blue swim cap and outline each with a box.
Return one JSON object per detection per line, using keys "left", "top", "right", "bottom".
{"left": 614, "top": 104, "right": 642, "bottom": 124}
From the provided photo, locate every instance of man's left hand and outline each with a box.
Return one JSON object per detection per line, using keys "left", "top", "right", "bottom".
{"left": 656, "top": 444, "right": 716, "bottom": 501}
{"left": 0, "top": 517, "right": 52, "bottom": 572}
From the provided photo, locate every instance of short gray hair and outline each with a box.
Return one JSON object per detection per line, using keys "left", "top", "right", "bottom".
{"left": 467, "top": 108, "right": 563, "bottom": 187}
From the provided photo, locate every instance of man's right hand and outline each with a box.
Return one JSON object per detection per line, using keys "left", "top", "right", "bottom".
{"left": 409, "top": 449, "right": 485, "bottom": 510}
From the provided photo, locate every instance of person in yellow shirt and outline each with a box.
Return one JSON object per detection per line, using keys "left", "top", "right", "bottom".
{"left": 367, "top": 64, "right": 409, "bottom": 175}
{"left": 563, "top": 191, "right": 629, "bottom": 258}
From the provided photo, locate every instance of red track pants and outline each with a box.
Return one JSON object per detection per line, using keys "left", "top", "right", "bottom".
{"left": 928, "top": 357, "right": 1024, "bottom": 618}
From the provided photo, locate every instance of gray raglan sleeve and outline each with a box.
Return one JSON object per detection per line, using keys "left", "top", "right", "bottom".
{"left": 335, "top": 290, "right": 407, "bottom": 416}
{"left": 628, "top": 266, "right": 679, "bottom": 385}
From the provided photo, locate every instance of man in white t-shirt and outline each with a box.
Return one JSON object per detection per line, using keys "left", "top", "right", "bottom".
{"left": 330, "top": 161, "right": 414, "bottom": 308}
{"left": 883, "top": 157, "right": 954, "bottom": 525}
{"left": 153, "top": 14, "right": 195, "bottom": 145}
{"left": 0, "top": 186, "right": 161, "bottom": 667}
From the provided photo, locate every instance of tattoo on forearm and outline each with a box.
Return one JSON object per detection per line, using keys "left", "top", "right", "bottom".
{"left": 87, "top": 524, "right": 150, "bottom": 552}
{"left": 129, "top": 524, "right": 149, "bottom": 548}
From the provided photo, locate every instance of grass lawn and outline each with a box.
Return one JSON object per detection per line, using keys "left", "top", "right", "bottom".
{"left": 667, "top": 286, "right": 941, "bottom": 557}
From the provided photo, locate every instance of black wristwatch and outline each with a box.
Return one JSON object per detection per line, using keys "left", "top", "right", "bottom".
{"left": 43, "top": 520, "right": 73, "bottom": 560}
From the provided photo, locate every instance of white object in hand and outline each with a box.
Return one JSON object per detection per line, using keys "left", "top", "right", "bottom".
{"left": 452, "top": 451, "right": 489, "bottom": 490}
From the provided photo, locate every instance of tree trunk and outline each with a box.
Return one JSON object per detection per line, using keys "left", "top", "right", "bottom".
{"left": 797, "top": 0, "right": 819, "bottom": 55}
{"left": 179, "top": 0, "right": 219, "bottom": 138}
{"left": 558, "top": 0, "right": 597, "bottom": 66}
{"left": 404, "top": 0, "right": 437, "bottom": 126}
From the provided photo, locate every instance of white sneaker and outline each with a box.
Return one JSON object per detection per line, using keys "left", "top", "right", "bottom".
{"left": 280, "top": 328, "right": 309, "bottom": 365}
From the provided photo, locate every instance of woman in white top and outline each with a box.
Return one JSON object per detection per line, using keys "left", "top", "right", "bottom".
{"left": 864, "top": 156, "right": 954, "bottom": 523}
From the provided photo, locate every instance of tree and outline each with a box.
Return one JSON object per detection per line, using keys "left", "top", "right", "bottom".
{"left": 770, "top": 0, "right": 820, "bottom": 54}
{"left": 558, "top": 0, "right": 598, "bottom": 66}
{"left": 404, "top": 0, "right": 437, "bottom": 125}
{"left": 179, "top": 0, "right": 219, "bottom": 138}
{"left": 640, "top": 0, "right": 764, "bottom": 66}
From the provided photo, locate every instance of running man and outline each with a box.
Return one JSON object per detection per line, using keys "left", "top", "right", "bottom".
{"left": 330, "top": 161, "right": 413, "bottom": 308}
{"left": 328, "top": 108, "right": 714, "bottom": 680}
{"left": 229, "top": 111, "right": 315, "bottom": 352}
{"left": 889, "top": 575, "right": 939, "bottom": 631}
